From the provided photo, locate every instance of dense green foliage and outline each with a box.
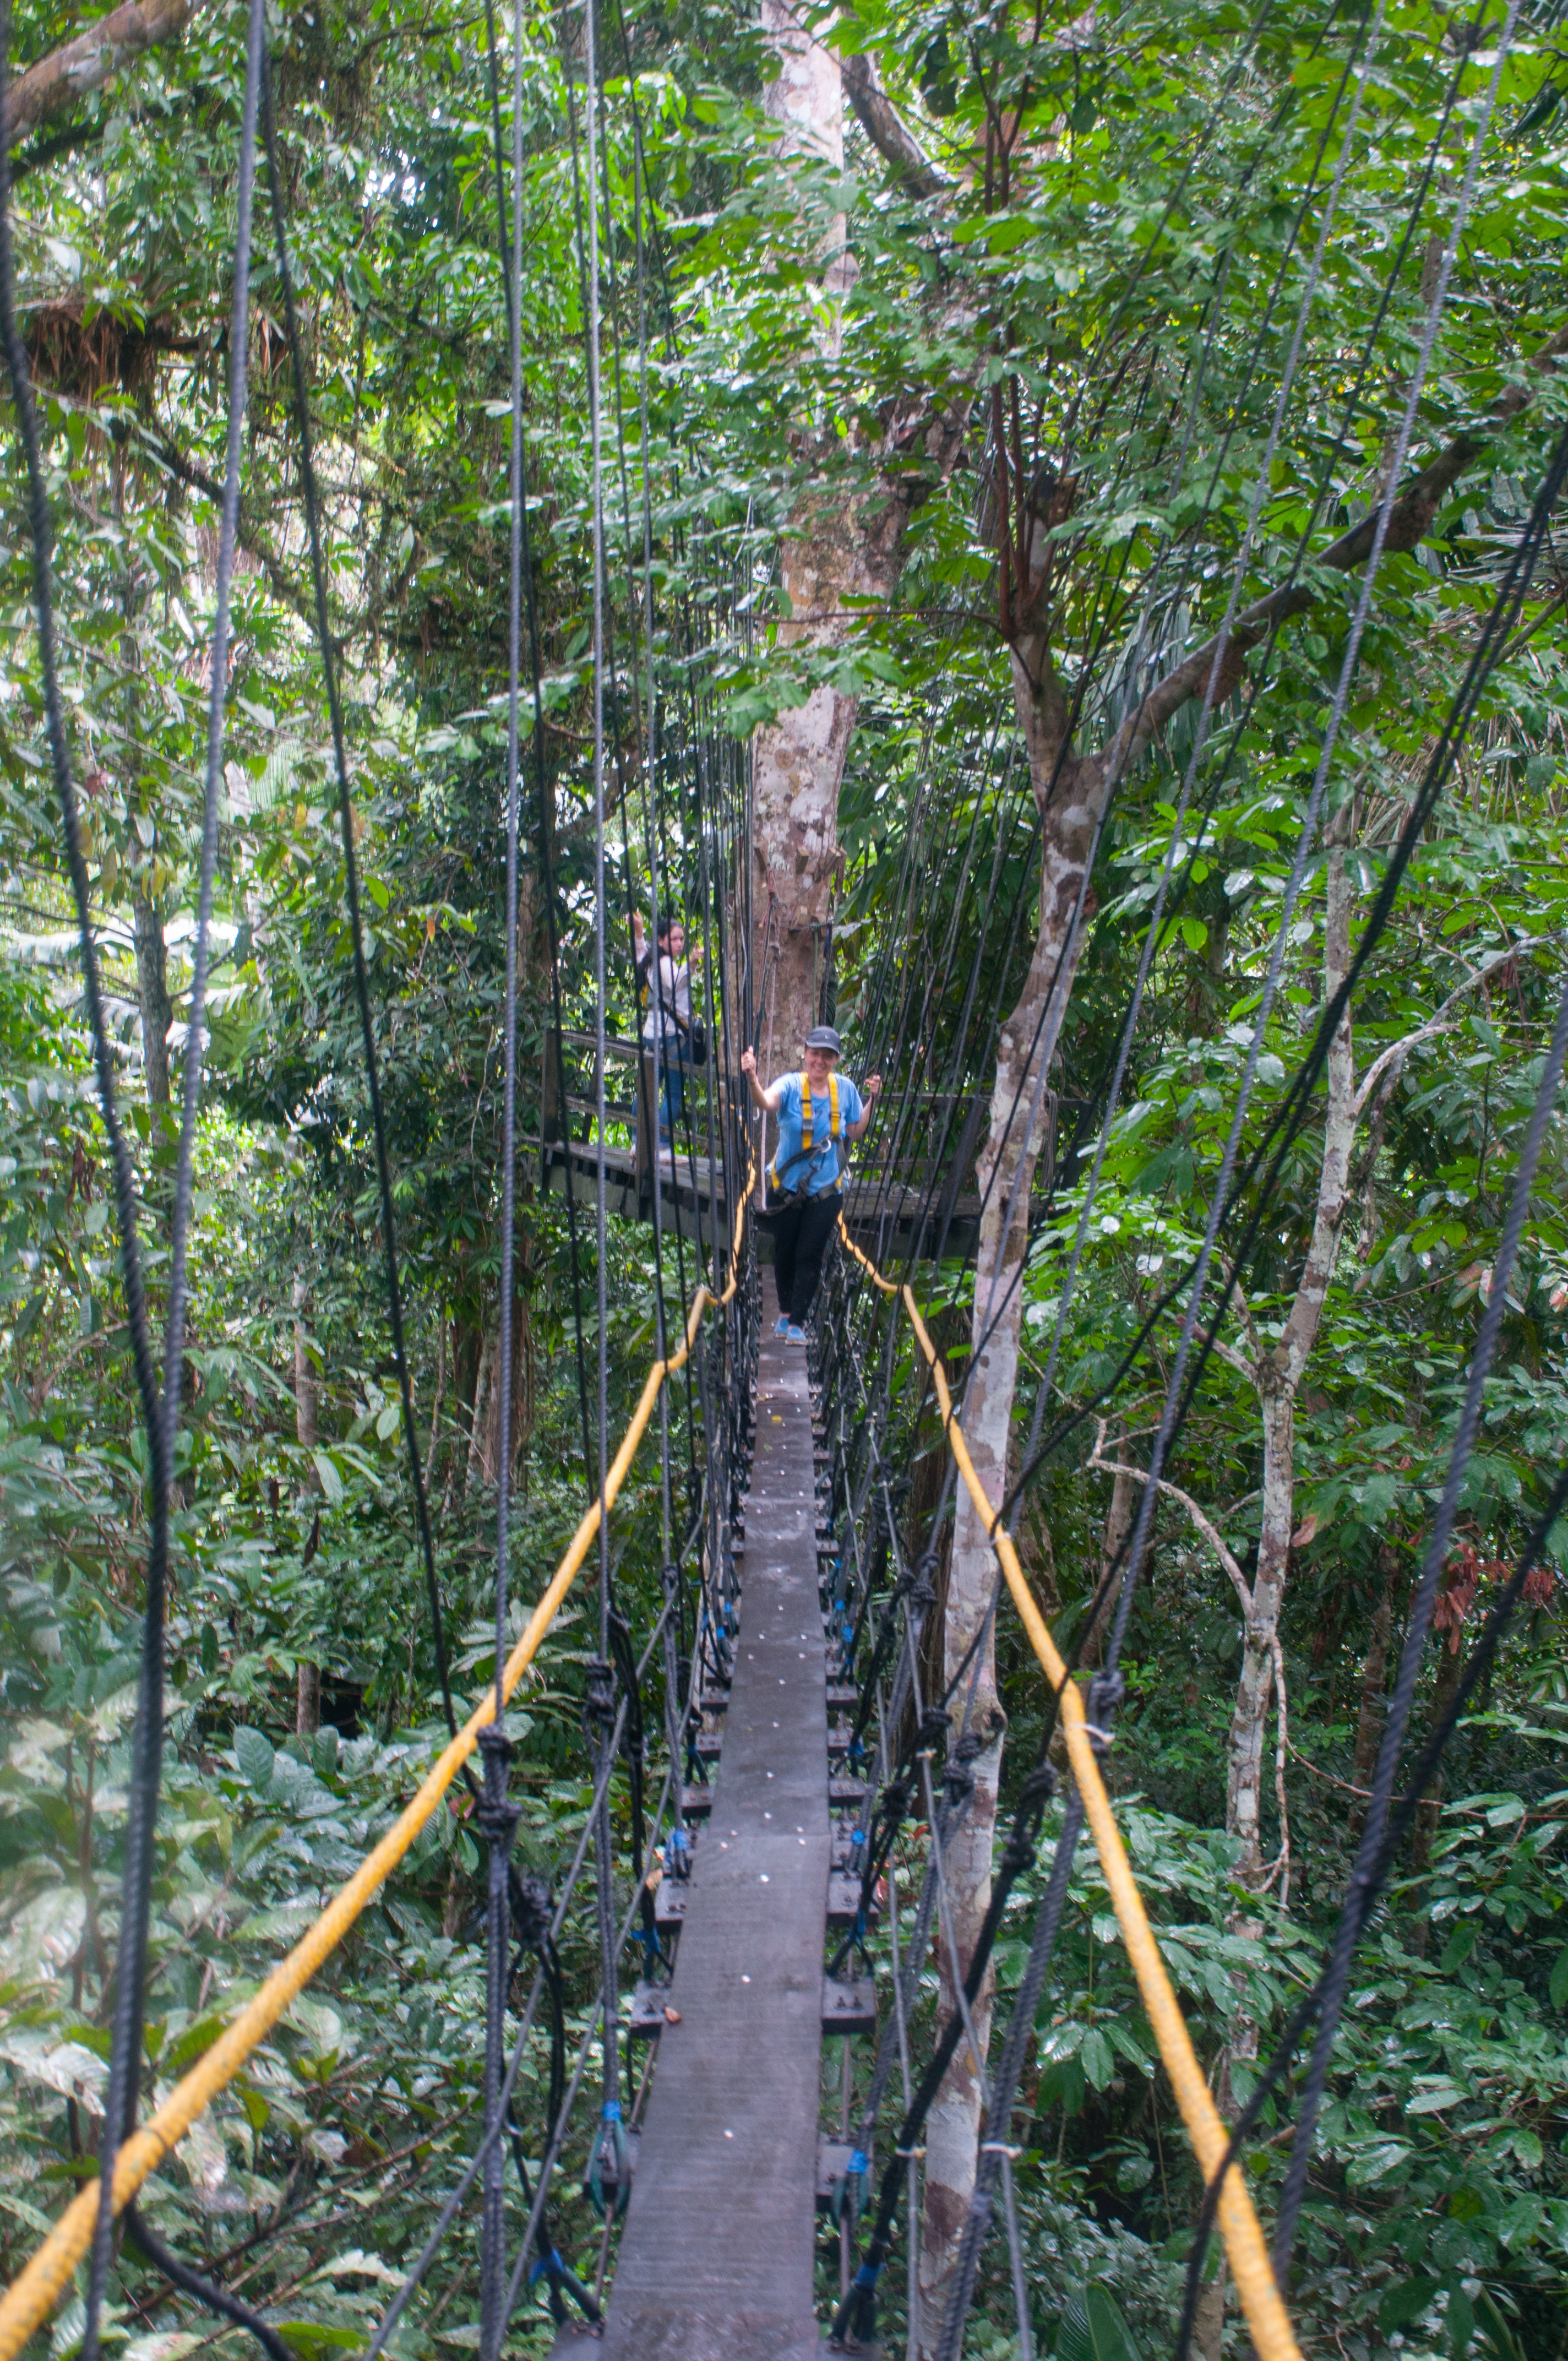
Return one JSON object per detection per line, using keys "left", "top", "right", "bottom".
{"left": 2, "top": 0, "right": 1567, "bottom": 2354}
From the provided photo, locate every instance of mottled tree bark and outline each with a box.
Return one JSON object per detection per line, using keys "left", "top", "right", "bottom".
{"left": 749, "top": 3, "right": 965, "bottom": 1097}
{"left": 921, "top": 505, "right": 1118, "bottom": 2332}
{"left": 6, "top": 0, "right": 197, "bottom": 146}
{"left": 292, "top": 1275, "right": 318, "bottom": 1451}
{"left": 1226, "top": 839, "right": 1355, "bottom": 1879}
{"left": 133, "top": 887, "right": 173, "bottom": 1108}
{"left": 1349, "top": 1543, "right": 1402, "bottom": 1832}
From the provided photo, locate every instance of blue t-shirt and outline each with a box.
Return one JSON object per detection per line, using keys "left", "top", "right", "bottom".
{"left": 772, "top": 1072, "right": 864, "bottom": 1196}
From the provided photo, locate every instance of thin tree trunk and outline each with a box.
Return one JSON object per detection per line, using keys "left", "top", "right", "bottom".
{"left": 1349, "top": 1543, "right": 1400, "bottom": 1833}
{"left": 292, "top": 1274, "right": 318, "bottom": 1450}
{"left": 1082, "top": 1421, "right": 1137, "bottom": 1666}
{"left": 293, "top": 1274, "right": 321, "bottom": 1722}
{"left": 1226, "top": 837, "right": 1356, "bottom": 1880}
{"left": 919, "top": 749, "right": 1114, "bottom": 2339}
{"left": 134, "top": 888, "right": 173, "bottom": 1108}
{"left": 466, "top": 1322, "right": 494, "bottom": 1493}
{"left": 296, "top": 1661, "right": 320, "bottom": 1737}
{"left": 1192, "top": 2265, "right": 1226, "bottom": 2361}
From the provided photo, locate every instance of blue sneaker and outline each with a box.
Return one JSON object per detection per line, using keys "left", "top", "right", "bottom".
{"left": 787, "top": 1325, "right": 807, "bottom": 1346}
{"left": 774, "top": 1315, "right": 790, "bottom": 1338}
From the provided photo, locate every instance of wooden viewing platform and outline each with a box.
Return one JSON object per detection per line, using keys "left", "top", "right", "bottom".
{"left": 534, "top": 1029, "right": 1052, "bottom": 1260}
{"left": 532, "top": 1128, "right": 1042, "bottom": 1263}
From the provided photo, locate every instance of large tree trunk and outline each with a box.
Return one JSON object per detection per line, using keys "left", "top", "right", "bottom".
{"left": 748, "top": 4, "right": 964, "bottom": 1097}
{"left": 919, "top": 646, "right": 1115, "bottom": 2335}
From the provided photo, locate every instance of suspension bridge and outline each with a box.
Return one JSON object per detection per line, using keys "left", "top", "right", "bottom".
{"left": 4, "top": 0, "right": 1568, "bottom": 2353}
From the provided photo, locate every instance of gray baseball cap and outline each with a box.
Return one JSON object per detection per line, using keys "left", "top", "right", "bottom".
{"left": 804, "top": 1025, "right": 843, "bottom": 1055}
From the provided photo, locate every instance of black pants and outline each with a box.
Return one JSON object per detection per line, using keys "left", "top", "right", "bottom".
{"left": 772, "top": 1189, "right": 842, "bottom": 1325}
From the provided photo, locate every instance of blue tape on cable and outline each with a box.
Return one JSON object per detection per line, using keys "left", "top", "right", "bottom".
{"left": 849, "top": 2150, "right": 869, "bottom": 2176}
{"left": 602, "top": 2099, "right": 622, "bottom": 2121}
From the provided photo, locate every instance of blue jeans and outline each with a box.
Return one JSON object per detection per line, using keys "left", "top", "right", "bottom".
{"left": 654, "top": 1035, "right": 688, "bottom": 1138}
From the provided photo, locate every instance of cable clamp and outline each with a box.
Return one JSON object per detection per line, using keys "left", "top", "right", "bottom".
{"left": 979, "top": 2141, "right": 1023, "bottom": 2158}
{"left": 1081, "top": 1722, "right": 1115, "bottom": 1754}
{"left": 894, "top": 2144, "right": 926, "bottom": 2160}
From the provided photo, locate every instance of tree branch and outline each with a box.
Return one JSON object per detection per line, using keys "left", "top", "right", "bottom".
{"left": 1088, "top": 1418, "right": 1253, "bottom": 1614}
{"left": 1352, "top": 932, "right": 1558, "bottom": 1120}
{"left": 1107, "top": 319, "right": 1568, "bottom": 777}
{"left": 6, "top": 0, "right": 200, "bottom": 145}
{"left": 143, "top": 427, "right": 325, "bottom": 639}
{"left": 839, "top": 48, "right": 951, "bottom": 200}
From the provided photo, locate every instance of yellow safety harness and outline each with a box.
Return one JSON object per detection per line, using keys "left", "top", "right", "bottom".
{"left": 768, "top": 1068, "right": 841, "bottom": 1200}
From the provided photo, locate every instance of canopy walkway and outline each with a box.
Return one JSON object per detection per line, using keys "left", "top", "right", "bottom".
{"left": 555, "top": 1297, "right": 830, "bottom": 2361}
{"left": 3, "top": 0, "right": 1561, "bottom": 2354}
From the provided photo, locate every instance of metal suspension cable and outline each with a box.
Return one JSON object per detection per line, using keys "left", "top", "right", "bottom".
{"left": 473, "top": 0, "right": 529, "bottom": 2341}
{"left": 0, "top": 7, "right": 264, "bottom": 2351}
{"left": 1103, "top": 0, "right": 1524, "bottom": 1689}
{"left": 0, "top": 1142, "right": 751, "bottom": 2360}
{"left": 1014, "top": 0, "right": 1391, "bottom": 1479}
{"left": 830, "top": 1228, "right": 1300, "bottom": 2361}
{"left": 256, "top": 47, "right": 471, "bottom": 1787}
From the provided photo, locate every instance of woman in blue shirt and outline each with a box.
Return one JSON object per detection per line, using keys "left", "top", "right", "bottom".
{"left": 741, "top": 1026, "right": 882, "bottom": 1342}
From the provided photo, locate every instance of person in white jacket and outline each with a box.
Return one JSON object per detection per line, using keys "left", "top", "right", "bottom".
{"left": 631, "top": 909, "right": 702, "bottom": 1146}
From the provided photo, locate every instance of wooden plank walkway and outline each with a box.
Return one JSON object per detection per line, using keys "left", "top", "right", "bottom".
{"left": 562, "top": 1284, "right": 829, "bottom": 2361}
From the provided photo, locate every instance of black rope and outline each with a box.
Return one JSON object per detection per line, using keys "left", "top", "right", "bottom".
{"left": 123, "top": 2209, "right": 293, "bottom": 2361}
{"left": 258, "top": 46, "right": 470, "bottom": 1783}
{"left": 829, "top": 1760, "right": 1059, "bottom": 2350}
{"left": 0, "top": 1, "right": 265, "bottom": 2344}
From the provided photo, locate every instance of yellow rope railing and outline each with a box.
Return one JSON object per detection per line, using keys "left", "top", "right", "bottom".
{"left": 836, "top": 1218, "right": 1300, "bottom": 2361}
{"left": 0, "top": 1172, "right": 752, "bottom": 2361}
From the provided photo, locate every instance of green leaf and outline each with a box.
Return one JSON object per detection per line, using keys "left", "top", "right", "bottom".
{"left": 313, "top": 1726, "right": 340, "bottom": 1778}
{"left": 1439, "top": 1923, "right": 1477, "bottom": 1973}
{"left": 234, "top": 1726, "right": 275, "bottom": 1794}
{"left": 1379, "top": 2277, "right": 1441, "bottom": 2334}
{"left": 1079, "top": 2026, "right": 1114, "bottom": 2090}
{"left": 311, "top": 1450, "right": 344, "bottom": 1507}
{"left": 1549, "top": 1944, "right": 1568, "bottom": 2010}
{"left": 275, "top": 2327, "right": 362, "bottom": 2361}
{"left": 1055, "top": 2288, "right": 1143, "bottom": 2360}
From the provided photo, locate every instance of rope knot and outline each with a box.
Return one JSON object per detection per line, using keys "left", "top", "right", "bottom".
{"left": 917, "top": 1705, "right": 948, "bottom": 1756}
{"left": 1084, "top": 1668, "right": 1125, "bottom": 1758}
{"left": 583, "top": 1656, "right": 617, "bottom": 1742}
{"left": 476, "top": 1724, "right": 520, "bottom": 1852}
{"left": 912, "top": 1549, "right": 939, "bottom": 1607}
{"left": 510, "top": 1869, "right": 553, "bottom": 1950}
